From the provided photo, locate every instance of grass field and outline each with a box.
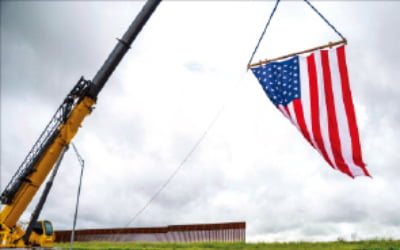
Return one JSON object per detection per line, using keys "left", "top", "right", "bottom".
{"left": 55, "top": 239, "right": 400, "bottom": 250}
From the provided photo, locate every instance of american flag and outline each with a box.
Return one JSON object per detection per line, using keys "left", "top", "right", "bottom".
{"left": 251, "top": 45, "right": 370, "bottom": 178}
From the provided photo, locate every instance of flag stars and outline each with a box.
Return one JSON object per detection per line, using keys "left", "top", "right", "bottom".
{"left": 252, "top": 52, "right": 370, "bottom": 178}
{"left": 251, "top": 56, "right": 301, "bottom": 107}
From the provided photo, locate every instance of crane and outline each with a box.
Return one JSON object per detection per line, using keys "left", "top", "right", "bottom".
{"left": 0, "top": 0, "right": 161, "bottom": 247}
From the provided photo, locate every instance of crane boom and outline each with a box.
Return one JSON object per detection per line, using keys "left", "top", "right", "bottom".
{"left": 0, "top": 0, "right": 161, "bottom": 247}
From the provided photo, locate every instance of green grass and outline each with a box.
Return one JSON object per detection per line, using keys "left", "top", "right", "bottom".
{"left": 55, "top": 239, "right": 400, "bottom": 250}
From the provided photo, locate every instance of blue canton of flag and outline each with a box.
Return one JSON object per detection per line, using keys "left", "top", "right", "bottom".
{"left": 252, "top": 56, "right": 301, "bottom": 107}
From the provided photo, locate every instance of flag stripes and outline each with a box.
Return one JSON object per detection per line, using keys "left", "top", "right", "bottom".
{"left": 251, "top": 45, "right": 370, "bottom": 178}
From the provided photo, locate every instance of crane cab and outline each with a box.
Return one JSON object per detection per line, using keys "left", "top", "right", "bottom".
{"left": 28, "top": 220, "right": 55, "bottom": 247}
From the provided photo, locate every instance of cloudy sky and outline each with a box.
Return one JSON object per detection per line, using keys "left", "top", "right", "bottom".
{"left": 1, "top": 0, "right": 399, "bottom": 242}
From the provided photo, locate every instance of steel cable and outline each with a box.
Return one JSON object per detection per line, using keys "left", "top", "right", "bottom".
{"left": 125, "top": 72, "right": 248, "bottom": 227}
{"left": 247, "top": 0, "right": 281, "bottom": 68}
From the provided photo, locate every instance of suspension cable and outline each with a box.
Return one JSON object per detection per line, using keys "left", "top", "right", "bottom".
{"left": 247, "top": 0, "right": 346, "bottom": 69}
{"left": 303, "top": 0, "right": 345, "bottom": 40}
{"left": 247, "top": 0, "right": 281, "bottom": 68}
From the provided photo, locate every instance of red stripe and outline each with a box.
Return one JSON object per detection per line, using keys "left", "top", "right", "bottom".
{"left": 321, "top": 50, "right": 353, "bottom": 178}
{"left": 292, "top": 99, "right": 313, "bottom": 146}
{"left": 278, "top": 105, "right": 289, "bottom": 119}
{"left": 307, "top": 54, "right": 334, "bottom": 168}
{"left": 284, "top": 106, "right": 291, "bottom": 120}
{"left": 336, "top": 46, "right": 370, "bottom": 177}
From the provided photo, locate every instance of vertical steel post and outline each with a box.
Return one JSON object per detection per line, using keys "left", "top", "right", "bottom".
{"left": 69, "top": 143, "right": 85, "bottom": 250}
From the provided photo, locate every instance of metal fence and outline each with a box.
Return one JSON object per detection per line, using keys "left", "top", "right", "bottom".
{"left": 55, "top": 222, "right": 245, "bottom": 243}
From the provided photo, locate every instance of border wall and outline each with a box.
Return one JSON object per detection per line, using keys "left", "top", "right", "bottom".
{"left": 55, "top": 222, "right": 245, "bottom": 243}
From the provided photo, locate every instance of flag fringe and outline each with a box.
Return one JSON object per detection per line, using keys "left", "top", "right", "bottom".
{"left": 247, "top": 39, "right": 347, "bottom": 69}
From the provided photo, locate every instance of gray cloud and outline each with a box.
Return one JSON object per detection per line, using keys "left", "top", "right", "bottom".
{"left": 1, "top": 1, "right": 400, "bottom": 243}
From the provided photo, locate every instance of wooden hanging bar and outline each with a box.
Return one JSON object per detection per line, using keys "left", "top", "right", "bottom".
{"left": 248, "top": 39, "right": 347, "bottom": 69}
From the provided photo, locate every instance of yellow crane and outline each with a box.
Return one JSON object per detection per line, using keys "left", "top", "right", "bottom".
{"left": 0, "top": 0, "right": 161, "bottom": 247}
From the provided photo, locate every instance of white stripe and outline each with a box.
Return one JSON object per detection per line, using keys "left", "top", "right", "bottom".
{"left": 299, "top": 56, "right": 317, "bottom": 148}
{"left": 278, "top": 105, "right": 290, "bottom": 120}
{"left": 315, "top": 51, "right": 337, "bottom": 169}
{"left": 287, "top": 103, "right": 299, "bottom": 129}
{"left": 328, "top": 49, "right": 364, "bottom": 176}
